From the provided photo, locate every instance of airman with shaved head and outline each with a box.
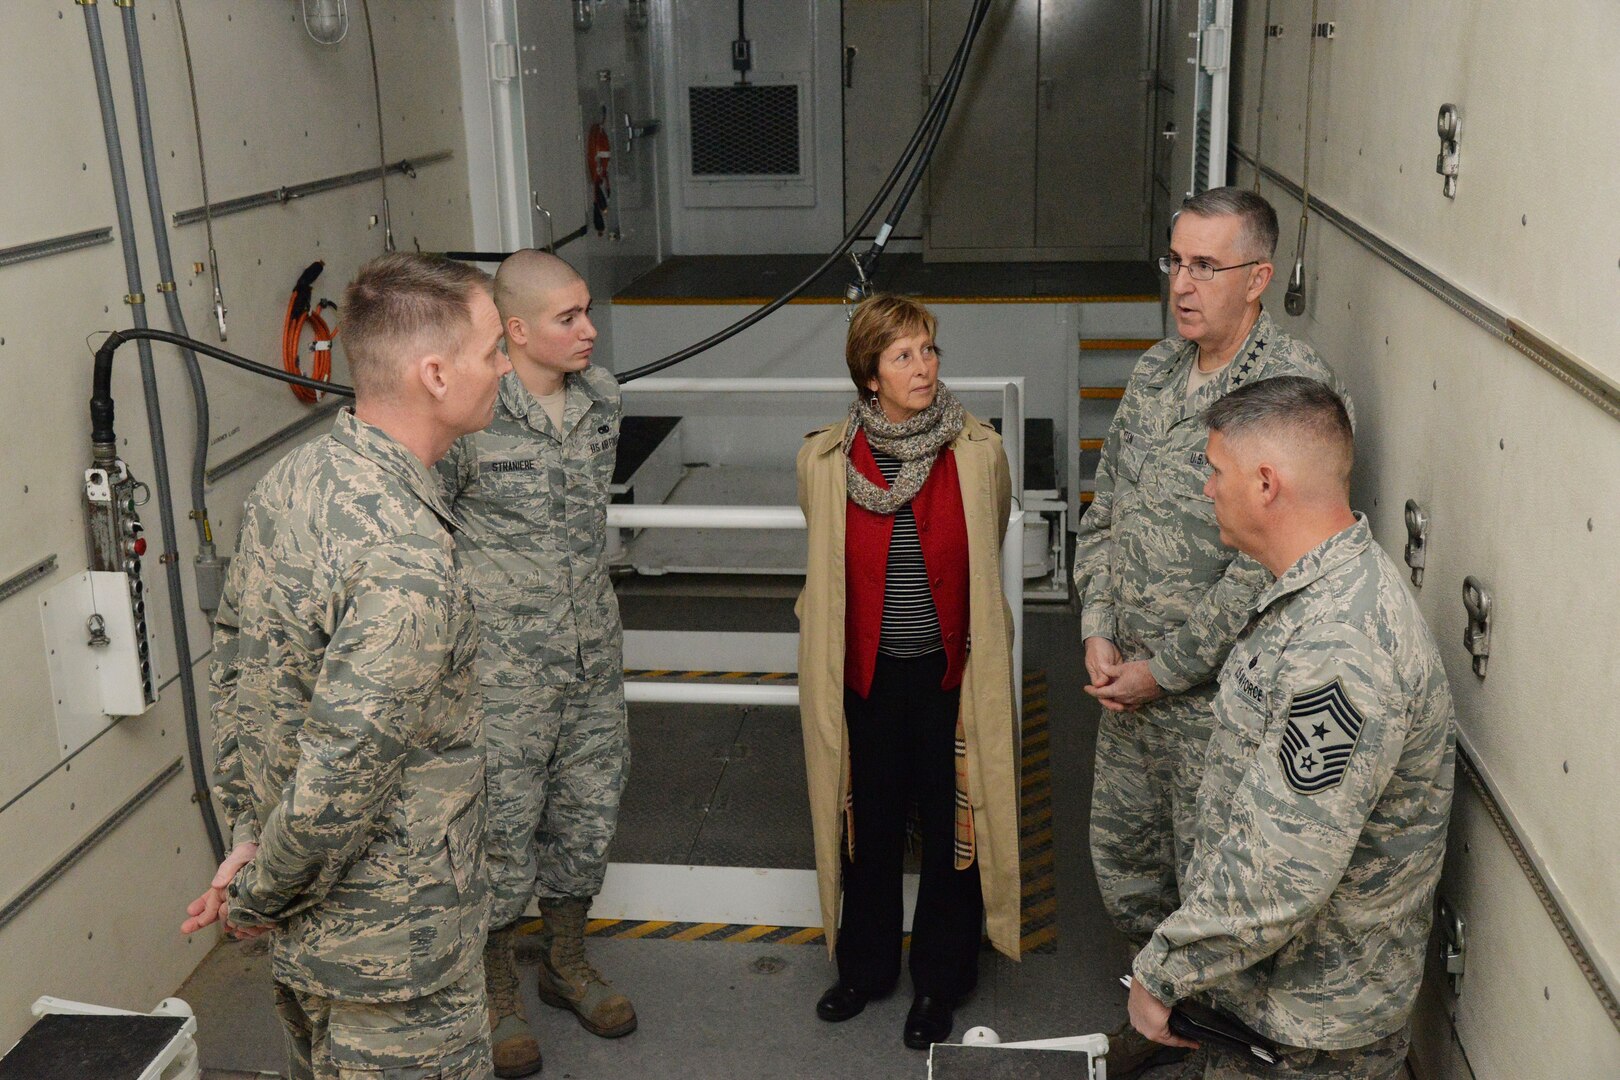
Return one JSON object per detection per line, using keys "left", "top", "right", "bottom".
{"left": 1128, "top": 376, "right": 1456, "bottom": 1080}
{"left": 436, "top": 250, "right": 632, "bottom": 1077}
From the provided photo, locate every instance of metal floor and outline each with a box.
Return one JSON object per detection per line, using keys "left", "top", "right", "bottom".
{"left": 178, "top": 583, "right": 1169, "bottom": 1079}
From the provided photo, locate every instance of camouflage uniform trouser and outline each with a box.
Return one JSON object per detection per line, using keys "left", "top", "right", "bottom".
{"left": 1089, "top": 695, "right": 1212, "bottom": 948}
{"left": 484, "top": 665, "right": 629, "bottom": 926}
{"left": 1202, "top": 1027, "right": 1410, "bottom": 1079}
{"left": 273, "top": 966, "right": 491, "bottom": 1080}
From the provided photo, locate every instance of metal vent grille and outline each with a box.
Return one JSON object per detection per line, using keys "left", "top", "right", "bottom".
{"left": 1192, "top": 109, "right": 1213, "bottom": 196}
{"left": 688, "top": 84, "right": 801, "bottom": 177}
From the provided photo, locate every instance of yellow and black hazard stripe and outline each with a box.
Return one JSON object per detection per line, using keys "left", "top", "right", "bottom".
{"left": 624, "top": 669, "right": 796, "bottom": 683}
{"left": 1019, "top": 670, "right": 1057, "bottom": 954}
{"left": 518, "top": 918, "right": 827, "bottom": 945}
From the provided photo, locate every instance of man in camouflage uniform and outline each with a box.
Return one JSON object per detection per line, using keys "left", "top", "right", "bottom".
{"left": 1128, "top": 376, "right": 1456, "bottom": 1079}
{"left": 1074, "top": 188, "right": 1352, "bottom": 1074}
{"left": 184, "top": 254, "right": 512, "bottom": 1079}
{"left": 437, "top": 251, "right": 632, "bottom": 1077}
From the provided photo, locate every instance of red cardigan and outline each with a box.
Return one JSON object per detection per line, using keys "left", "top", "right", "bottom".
{"left": 844, "top": 429, "right": 970, "bottom": 698}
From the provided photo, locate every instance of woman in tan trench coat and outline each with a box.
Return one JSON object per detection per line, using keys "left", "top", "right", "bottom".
{"left": 795, "top": 295, "right": 1021, "bottom": 1051}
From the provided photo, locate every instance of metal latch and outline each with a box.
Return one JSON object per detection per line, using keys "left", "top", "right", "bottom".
{"left": 624, "top": 113, "right": 660, "bottom": 149}
{"left": 1437, "top": 896, "right": 1466, "bottom": 995}
{"left": 1436, "top": 104, "right": 1461, "bottom": 198}
{"left": 1404, "top": 500, "right": 1428, "bottom": 588}
{"left": 1462, "top": 576, "right": 1491, "bottom": 677}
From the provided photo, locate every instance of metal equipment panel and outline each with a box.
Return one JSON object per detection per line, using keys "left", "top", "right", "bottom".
{"left": 841, "top": 0, "right": 926, "bottom": 239}
{"left": 924, "top": 0, "right": 1039, "bottom": 252}
{"left": 1034, "top": 0, "right": 1151, "bottom": 254}
{"left": 517, "top": 0, "right": 588, "bottom": 244}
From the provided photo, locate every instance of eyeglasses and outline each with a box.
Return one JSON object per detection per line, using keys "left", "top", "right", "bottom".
{"left": 1157, "top": 256, "right": 1261, "bottom": 282}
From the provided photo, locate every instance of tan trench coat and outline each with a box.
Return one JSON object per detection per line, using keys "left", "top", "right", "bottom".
{"left": 794, "top": 412, "right": 1022, "bottom": 962}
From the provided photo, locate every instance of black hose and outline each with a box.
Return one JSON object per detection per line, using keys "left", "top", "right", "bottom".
{"left": 82, "top": 3, "right": 225, "bottom": 864}
{"left": 853, "top": 0, "right": 993, "bottom": 287}
{"left": 614, "top": 0, "right": 993, "bottom": 384}
{"left": 94, "top": 329, "right": 355, "bottom": 446}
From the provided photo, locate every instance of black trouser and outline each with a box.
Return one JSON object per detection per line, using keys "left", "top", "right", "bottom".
{"left": 837, "top": 650, "right": 983, "bottom": 1002}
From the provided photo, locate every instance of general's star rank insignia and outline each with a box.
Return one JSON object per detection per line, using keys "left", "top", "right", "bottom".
{"left": 1280, "top": 679, "right": 1365, "bottom": 794}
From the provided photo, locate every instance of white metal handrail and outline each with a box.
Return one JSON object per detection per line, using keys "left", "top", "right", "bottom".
{"left": 613, "top": 375, "right": 1028, "bottom": 714}
{"left": 621, "top": 376, "right": 1026, "bottom": 511}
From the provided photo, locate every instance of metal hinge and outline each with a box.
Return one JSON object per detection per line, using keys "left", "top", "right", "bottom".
{"left": 489, "top": 41, "right": 518, "bottom": 83}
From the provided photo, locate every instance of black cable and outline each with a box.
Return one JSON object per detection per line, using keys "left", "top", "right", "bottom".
{"left": 850, "top": 0, "right": 993, "bottom": 294}
{"left": 733, "top": 0, "right": 751, "bottom": 83}
{"left": 93, "top": 328, "right": 353, "bottom": 445}
{"left": 615, "top": 0, "right": 992, "bottom": 384}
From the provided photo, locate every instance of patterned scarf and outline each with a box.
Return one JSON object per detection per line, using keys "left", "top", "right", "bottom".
{"left": 842, "top": 383, "right": 965, "bottom": 514}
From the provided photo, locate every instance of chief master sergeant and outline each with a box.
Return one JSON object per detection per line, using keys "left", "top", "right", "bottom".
{"left": 437, "top": 251, "right": 632, "bottom": 1078}
{"left": 1128, "top": 376, "right": 1456, "bottom": 1079}
{"left": 1071, "top": 187, "right": 1355, "bottom": 1070}
{"left": 182, "top": 253, "right": 513, "bottom": 1080}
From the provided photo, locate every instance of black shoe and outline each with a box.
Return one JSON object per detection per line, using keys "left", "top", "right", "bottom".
{"left": 903, "top": 995, "right": 953, "bottom": 1049}
{"left": 1105, "top": 1020, "right": 1193, "bottom": 1080}
{"left": 816, "top": 982, "right": 871, "bottom": 1022}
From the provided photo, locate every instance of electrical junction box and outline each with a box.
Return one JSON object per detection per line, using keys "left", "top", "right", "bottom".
{"left": 39, "top": 571, "right": 158, "bottom": 758}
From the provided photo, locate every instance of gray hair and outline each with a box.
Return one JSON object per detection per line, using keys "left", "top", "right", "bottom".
{"left": 341, "top": 253, "right": 492, "bottom": 399}
{"left": 1204, "top": 376, "right": 1353, "bottom": 476}
{"left": 1180, "top": 186, "right": 1280, "bottom": 260}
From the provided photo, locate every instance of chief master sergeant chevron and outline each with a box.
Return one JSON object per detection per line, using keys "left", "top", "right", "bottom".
{"left": 1128, "top": 376, "right": 1457, "bottom": 1080}
{"left": 183, "top": 253, "right": 512, "bottom": 1080}
{"left": 1074, "top": 186, "right": 1354, "bottom": 1072}
{"left": 437, "top": 250, "right": 632, "bottom": 1078}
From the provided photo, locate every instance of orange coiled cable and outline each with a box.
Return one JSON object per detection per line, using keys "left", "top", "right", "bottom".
{"left": 282, "top": 261, "right": 336, "bottom": 403}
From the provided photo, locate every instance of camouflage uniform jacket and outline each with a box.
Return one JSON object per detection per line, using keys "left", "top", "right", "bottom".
{"left": 437, "top": 367, "right": 622, "bottom": 688}
{"left": 1072, "top": 309, "right": 1352, "bottom": 728}
{"left": 211, "top": 410, "right": 488, "bottom": 1003}
{"left": 1133, "top": 516, "right": 1456, "bottom": 1049}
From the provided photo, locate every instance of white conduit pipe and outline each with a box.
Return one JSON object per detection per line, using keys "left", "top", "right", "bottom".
{"left": 624, "top": 682, "right": 800, "bottom": 708}
{"left": 608, "top": 505, "right": 803, "bottom": 530}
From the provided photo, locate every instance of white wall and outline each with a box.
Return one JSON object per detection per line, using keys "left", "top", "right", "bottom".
{"left": 1227, "top": 0, "right": 1620, "bottom": 1074}
{"left": 0, "top": 1, "right": 472, "bottom": 1045}
{"left": 658, "top": 0, "right": 845, "bottom": 254}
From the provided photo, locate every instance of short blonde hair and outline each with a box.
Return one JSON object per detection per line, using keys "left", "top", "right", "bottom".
{"left": 340, "top": 253, "right": 492, "bottom": 399}
{"left": 844, "top": 294, "right": 939, "bottom": 397}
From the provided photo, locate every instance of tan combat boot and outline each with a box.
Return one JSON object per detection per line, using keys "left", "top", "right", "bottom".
{"left": 485, "top": 924, "right": 543, "bottom": 1078}
{"left": 535, "top": 898, "right": 638, "bottom": 1037}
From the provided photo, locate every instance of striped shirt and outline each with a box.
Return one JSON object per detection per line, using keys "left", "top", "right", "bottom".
{"left": 873, "top": 450, "right": 943, "bottom": 657}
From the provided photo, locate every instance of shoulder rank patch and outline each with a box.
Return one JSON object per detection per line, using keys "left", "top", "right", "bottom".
{"left": 1279, "top": 679, "right": 1365, "bottom": 795}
